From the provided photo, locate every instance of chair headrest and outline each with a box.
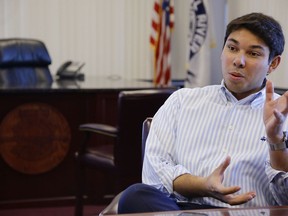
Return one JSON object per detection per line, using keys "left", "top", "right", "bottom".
{"left": 0, "top": 38, "right": 52, "bottom": 67}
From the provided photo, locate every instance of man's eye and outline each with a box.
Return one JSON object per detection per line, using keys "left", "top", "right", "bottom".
{"left": 227, "top": 45, "right": 236, "bottom": 51}
{"left": 249, "top": 51, "right": 261, "bottom": 57}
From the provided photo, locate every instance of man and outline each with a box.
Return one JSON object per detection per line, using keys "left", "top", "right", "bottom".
{"left": 118, "top": 12, "right": 288, "bottom": 213}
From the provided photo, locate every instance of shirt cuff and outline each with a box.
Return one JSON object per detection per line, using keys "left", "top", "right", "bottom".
{"left": 265, "top": 160, "right": 288, "bottom": 182}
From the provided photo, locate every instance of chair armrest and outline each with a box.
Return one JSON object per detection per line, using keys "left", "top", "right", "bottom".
{"left": 79, "top": 123, "right": 118, "bottom": 137}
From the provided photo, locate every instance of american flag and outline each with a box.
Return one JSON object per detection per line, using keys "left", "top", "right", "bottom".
{"left": 150, "top": 0, "right": 174, "bottom": 86}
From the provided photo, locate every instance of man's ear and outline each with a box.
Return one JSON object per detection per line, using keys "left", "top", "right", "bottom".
{"left": 269, "top": 55, "right": 281, "bottom": 73}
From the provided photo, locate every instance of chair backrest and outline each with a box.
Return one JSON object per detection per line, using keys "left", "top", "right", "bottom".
{"left": 99, "top": 117, "right": 153, "bottom": 216}
{"left": 141, "top": 117, "right": 152, "bottom": 162}
{"left": 0, "top": 38, "right": 53, "bottom": 87}
{"left": 114, "top": 89, "right": 175, "bottom": 186}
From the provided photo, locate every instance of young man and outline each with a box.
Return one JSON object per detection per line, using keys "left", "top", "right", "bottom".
{"left": 118, "top": 12, "right": 288, "bottom": 213}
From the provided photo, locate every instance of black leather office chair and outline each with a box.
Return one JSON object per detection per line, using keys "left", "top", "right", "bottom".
{"left": 75, "top": 89, "right": 174, "bottom": 216}
{"left": 99, "top": 117, "right": 152, "bottom": 216}
{"left": 0, "top": 38, "right": 53, "bottom": 87}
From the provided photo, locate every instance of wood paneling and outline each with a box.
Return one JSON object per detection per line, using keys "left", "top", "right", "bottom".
{"left": 0, "top": 77, "right": 161, "bottom": 207}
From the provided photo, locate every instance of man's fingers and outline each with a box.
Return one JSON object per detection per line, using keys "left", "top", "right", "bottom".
{"left": 225, "top": 192, "right": 256, "bottom": 205}
{"left": 218, "top": 186, "right": 241, "bottom": 195}
{"left": 212, "top": 187, "right": 256, "bottom": 205}
{"left": 209, "top": 156, "right": 256, "bottom": 206}
{"left": 273, "top": 109, "right": 286, "bottom": 123}
{"left": 217, "top": 156, "right": 231, "bottom": 174}
{"left": 265, "top": 80, "right": 274, "bottom": 102}
{"left": 279, "top": 91, "right": 288, "bottom": 113}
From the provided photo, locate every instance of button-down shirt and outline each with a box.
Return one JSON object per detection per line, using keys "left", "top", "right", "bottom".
{"left": 142, "top": 82, "right": 288, "bottom": 207}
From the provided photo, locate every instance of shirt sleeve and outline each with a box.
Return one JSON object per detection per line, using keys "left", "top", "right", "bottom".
{"left": 142, "top": 89, "right": 192, "bottom": 194}
{"left": 265, "top": 161, "right": 288, "bottom": 205}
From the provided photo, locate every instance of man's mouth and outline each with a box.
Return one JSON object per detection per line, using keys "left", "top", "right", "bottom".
{"left": 229, "top": 72, "right": 244, "bottom": 81}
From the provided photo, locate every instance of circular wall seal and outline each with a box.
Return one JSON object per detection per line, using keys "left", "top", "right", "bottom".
{"left": 0, "top": 103, "right": 71, "bottom": 174}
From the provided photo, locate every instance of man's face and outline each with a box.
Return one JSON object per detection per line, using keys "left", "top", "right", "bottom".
{"left": 221, "top": 28, "right": 272, "bottom": 100}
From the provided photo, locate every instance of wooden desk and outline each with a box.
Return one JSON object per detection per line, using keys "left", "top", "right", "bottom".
{"left": 114, "top": 206, "right": 288, "bottom": 216}
{"left": 0, "top": 76, "right": 173, "bottom": 208}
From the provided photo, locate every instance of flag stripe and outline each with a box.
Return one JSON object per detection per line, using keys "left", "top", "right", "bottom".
{"left": 150, "top": 0, "right": 174, "bottom": 86}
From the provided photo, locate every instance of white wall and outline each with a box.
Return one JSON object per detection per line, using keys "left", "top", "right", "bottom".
{"left": 1, "top": 0, "right": 286, "bottom": 88}
{"left": 0, "top": 0, "right": 226, "bottom": 85}
{"left": 0, "top": 0, "right": 155, "bottom": 80}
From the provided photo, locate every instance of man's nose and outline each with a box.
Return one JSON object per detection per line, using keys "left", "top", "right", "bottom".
{"left": 233, "top": 53, "right": 245, "bottom": 68}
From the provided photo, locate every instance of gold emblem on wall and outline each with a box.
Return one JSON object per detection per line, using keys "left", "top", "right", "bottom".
{"left": 0, "top": 103, "right": 71, "bottom": 174}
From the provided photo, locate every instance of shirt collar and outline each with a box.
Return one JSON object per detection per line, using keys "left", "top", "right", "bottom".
{"left": 219, "top": 80, "right": 265, "bottom": 108}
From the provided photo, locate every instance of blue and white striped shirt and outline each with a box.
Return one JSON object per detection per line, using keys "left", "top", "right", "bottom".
{"left": 142, "top": 82, "right": 288, "bottom": 207}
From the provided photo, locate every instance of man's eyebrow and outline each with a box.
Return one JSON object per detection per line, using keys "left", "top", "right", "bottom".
{"left": 250, "top": 45, "right": 265, "bottom": 51}
{"left": 227, "top": 38, "right": 239, "bottom": 45}
{"left": 227, "top": 38, "right": 265, "bottom": 50}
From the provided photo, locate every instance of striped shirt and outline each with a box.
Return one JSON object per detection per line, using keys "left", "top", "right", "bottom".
{"left": 142, "top": 81, "right": 288, "bottom": 207}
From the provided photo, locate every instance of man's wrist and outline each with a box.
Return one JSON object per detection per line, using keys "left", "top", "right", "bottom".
{"left": 261, "top": 131, "right": 288, "bottom": 151}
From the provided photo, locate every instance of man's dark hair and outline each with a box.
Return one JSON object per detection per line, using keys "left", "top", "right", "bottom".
{"left": 224, "top": 13, "right": 285, "bottom": 62}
